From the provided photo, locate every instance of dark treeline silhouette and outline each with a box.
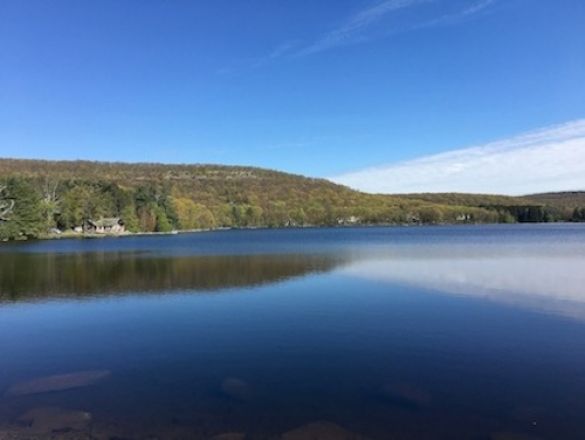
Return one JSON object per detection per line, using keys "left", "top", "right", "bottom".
{"left": 0, "top": 159, "right": 583, "bottom": 240}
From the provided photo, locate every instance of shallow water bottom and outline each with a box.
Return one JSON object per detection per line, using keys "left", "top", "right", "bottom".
{"left": 1, "top": 226, "right": 585, "bottom": 439}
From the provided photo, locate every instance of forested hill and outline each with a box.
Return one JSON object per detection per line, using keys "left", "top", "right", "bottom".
{"left": 400, "top": 191, "right": 585, "bottom": 210}
{"left": 0, "top": 158, "right": 583, "bottom": 240}
{"left": 523, "top": 192, "right": 585, "bottom": 214}
{"left": 397, "top": 192, "right": 585, "bottom": 223}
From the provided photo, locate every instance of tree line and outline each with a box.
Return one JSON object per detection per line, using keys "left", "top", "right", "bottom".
{"left": 0, "top": 160, "right": 583, "bottom": 241}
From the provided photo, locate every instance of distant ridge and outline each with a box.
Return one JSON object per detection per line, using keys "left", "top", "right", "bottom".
{"left": 522, "top": 191, "right": 585, "bottom": 210}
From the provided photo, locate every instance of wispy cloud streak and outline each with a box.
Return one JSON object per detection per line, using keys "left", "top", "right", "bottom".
{"left": 291, "top": 0, "right": 497, "bottom": 57}
{"left": 220, "top": 0, "right": 498, "bottom": 73}
{"left": 331, "top": 120, "right": 585, "bottom": 195}
{"left": 296, "top": 0, "right": 426, "bottom": 56}
{"left": 416, "top": 0, "right": 496, "bottom": 28}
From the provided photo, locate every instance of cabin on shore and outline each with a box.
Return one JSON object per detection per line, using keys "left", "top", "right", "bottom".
{"left": 83, "top": 218, "right": 125, "bottom": 234}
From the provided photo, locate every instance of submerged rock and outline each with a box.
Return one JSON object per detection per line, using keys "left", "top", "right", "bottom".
{"left": 0, "top": 430, "right": 94, "bottom": 439}
{"left": 380, "top": 382, "right": 432, "bottom": 409}
{"left": 221, "top": 377, "right": 251, "bottom": 401}
{"left": 491, "top": 433, "right": 543, "bottom": 440}
{"left": 17, "top": 406, "right": 91, "bottom": 433}
{"left": 280, "top": 421, "right": 369, "bottom": 440}
{"left": 510, "top": 405, "right": 542, "bottom": 424}
{"left": 5, "top": 370, "right": 111, "bottom": 396}
{"left": 209, "top": 433, "right": 246, "bottom": 440}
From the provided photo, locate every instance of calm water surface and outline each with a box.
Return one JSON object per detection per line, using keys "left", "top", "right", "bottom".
{"left": 1, "top": 225, "right": 585, "bottom": 439}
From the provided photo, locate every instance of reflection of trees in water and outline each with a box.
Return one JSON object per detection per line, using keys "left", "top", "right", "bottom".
{"left": 0, "top": 252, "right": 346, "bottom": 301}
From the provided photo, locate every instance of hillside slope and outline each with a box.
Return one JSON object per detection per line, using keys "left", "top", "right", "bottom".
{"left": 398, "top": 191, "right": 585, "bottom": 221}
{"left": 395, "top": 193, "right": 531, "bottom": 207}
{"left": 0, "top": 159, "right": 582, "bottom": 240}
{"left": 523, "top": 191, "right": 585, "bottom": 210}
{"left": 395, "top": 192, "right": 585, "bottom": 223}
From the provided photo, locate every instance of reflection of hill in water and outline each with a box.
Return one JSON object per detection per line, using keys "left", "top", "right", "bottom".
{"left": 0, "top": 253, "right": 345, "bottom": 302}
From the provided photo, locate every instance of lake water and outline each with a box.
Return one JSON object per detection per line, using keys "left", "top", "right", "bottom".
{"left": 1, "top": 225, "right": 585, "bottom": 439}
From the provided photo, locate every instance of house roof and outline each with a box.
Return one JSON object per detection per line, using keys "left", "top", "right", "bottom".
{"left": 88, "top": 218, "right": 123, "bottom": 227}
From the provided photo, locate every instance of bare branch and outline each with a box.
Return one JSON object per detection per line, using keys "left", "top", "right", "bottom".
{"left": 0, "top": 199, "right": 15, "bottom": 221}
{"left": 0, "top": 184, "right": 14, "bottom": 221}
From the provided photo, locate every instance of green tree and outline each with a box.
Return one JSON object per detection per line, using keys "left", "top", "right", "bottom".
{"left": 173, "top": 198, "right": 216, "bottom": 229}
{"left": 39, "top": 178, "right": 61, "bottom": 230}
{"left": 573, "top": 207, "right": 585, "bottom": 222}
{"left": 243, "top": 205, "right": 262, "bottom": 226}
{"left": 290, "top": 207, "right": 306, "bottom": 226}
{"left": 0, "top": 179, "right": 44, "bottom": 240}
{"left": 154, "top": 206, "right": 173, "bottom": 232}
{"left": 418, "top": 206, "right": 443, "bottom": 224}
{"left": 231, "top": 204, "right": 244, "bottom": 227}
{"left": 60, "top": 185, "right": 92, "bottom": 229}
{"left": 120, "top": 204, "right": 140, "bottom": 232}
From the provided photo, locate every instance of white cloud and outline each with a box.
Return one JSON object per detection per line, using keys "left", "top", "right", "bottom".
{"left": 330, "top": 119, "right": 585, "bottom": 195}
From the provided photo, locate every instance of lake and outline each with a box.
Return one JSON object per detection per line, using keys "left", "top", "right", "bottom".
{"left": 1, "top": 225, "right": 585, "bottom": 439}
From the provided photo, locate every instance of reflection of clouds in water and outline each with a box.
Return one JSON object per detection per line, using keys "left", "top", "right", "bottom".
{"left": 341, "top": 246, "right": 585, "bottom": 319}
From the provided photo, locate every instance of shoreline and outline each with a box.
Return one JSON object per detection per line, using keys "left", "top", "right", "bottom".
{"left": 2, "top": 221, "right": 576, "bottom": 243}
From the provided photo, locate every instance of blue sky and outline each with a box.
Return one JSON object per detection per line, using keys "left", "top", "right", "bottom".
{"left": 1, "top": 0, "right": 584, "bottom": 193}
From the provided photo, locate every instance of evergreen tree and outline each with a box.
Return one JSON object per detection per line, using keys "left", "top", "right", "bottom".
{"left": 121, "top": 204, "right": 140, "bottom": 232}
{"left": 573, "top": 207, "right": 585, "bottom": 222}
{"left": 154, "top": 206, "right": 173, "bottom": 232}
